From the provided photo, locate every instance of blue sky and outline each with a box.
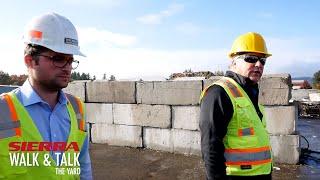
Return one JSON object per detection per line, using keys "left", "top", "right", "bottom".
{"left": 1, "top": 0, "right": 320, "bottom": 79}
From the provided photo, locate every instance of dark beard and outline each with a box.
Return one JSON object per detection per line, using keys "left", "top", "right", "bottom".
{"left": 39, "top": 78, "right": 69, "bottom": 92}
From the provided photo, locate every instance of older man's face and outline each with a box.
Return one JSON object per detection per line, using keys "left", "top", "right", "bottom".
{"left": 233, "top": 53, "right": 267, "bottom": 83}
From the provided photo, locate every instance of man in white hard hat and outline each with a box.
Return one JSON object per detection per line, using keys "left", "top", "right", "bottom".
{"left": 0, "top": 12, "right": 92, "bottom": 179}
{"left": 200, "top": 32, "right": 272, "bottom": 179}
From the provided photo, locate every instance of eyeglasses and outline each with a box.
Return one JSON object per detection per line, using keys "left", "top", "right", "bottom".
{"left": 239, "top": 55, "right": 267, "bottom": 66}
{"left": 36, "top": 54, "right": 79, "bottom": 69}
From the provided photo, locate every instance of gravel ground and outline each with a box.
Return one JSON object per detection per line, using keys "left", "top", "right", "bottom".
{"left": 89, "top": 118, "right": 320, "bottom": 180}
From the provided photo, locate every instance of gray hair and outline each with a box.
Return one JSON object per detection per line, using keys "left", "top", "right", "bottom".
{"left": 229, "top": 55, "right": 242, "bottom": 69}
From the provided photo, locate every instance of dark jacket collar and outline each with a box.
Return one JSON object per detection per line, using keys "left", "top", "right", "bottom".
{"left": 225, "top": 71, "right": 259, "bottom": 90}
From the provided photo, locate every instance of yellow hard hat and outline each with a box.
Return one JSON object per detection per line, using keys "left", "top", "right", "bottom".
{"left": 228, "top": 32, "right": 271, "bottom": 58}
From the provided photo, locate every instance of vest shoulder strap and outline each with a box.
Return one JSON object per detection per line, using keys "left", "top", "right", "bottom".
{"left": 200, "top": 77, "right": 243, "bottom": 103}
{"left": 0, "top": 93, "right": 21, "bottom": 139}
{"left": 65, "top": 93, "right": 86, "bottom": 131}
{"left": 215, "top": 77, "right": 243, "bottom": 98}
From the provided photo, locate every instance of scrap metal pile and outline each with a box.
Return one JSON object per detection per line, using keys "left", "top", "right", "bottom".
{"left": 299, "top": 101, "right": 320, "bottom": 118}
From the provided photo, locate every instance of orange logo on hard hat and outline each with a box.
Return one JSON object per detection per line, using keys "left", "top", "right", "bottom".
{"left": 29, "top": 30, "right": 42, "bottom": 39}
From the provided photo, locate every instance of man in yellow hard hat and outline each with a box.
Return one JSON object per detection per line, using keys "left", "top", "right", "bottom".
{"left": 199, "top": 32, "right": 272, "bottom": 179}
{"left": 0, "top": 13, "right": 92, "bottom": 179}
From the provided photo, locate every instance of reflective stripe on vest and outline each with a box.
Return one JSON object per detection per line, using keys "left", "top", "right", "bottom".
{"left": 238, "top": 127, "right": 254, "bottom": 136}
{"left": 65, "top": 94, "right": 86, "bottom": 131}
{"left": 200, "top": 77, "right": 243, "bottom": 103}
{"left": 225, "top": 146, "right": 272, "bottom": 165}
{"left": 0, "top": 94, "right": 21, "bottom": 138}
{"left": 222, "top": 79, "right": 243, "bottom": 98}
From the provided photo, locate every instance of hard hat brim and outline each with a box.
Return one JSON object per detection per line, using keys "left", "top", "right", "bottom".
{"left": 228, "top": 51, "right": 272, "bottom": 59}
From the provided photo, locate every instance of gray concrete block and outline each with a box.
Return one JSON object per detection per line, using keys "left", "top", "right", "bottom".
{"left": 259, "top": 74, "right": 292, "bottom": 105}
{"left": 91, "top": 124, "right": 142, "bottom": 147}
{"left": 173, "top": 129, "right": 201, "bottom": 155}
{"left": 291, "top": 89, "right": 313, "bottom": 101}
{"left": 113, "top": 104, "right": 171, "bottom": 128}
{"left": 86, "top": 81, "right": 136, "bottom": 103}
{"left": 270, "top": 135, "right": 300, "bottom": 164}
{"left": 64, "top": 81, "right": 86, "bottom": 101}
{"left": 137, "top": 81, "right": 202, "bottom": 105}
{"left": 143, "top": 128, "right": 201, "bottom": 156}
{"left": 172, "top": 106, "right": 200, "bottom": 131}
{"left": 259, "top": 88, "right": 291, "bottom": 105}
{"left": 309, "top": 93, "right": 320, "bottom": 101}
{"left": 265, "top": 105, "right": 297, "bottom": 135}
{"left": 85, "top": 103, "right": 113, "bottom": 124}
{"left": 259, "top": 74, "right": 292, "bottom": 89}
{"left": 91, "top": 124, "right": 108, "bottom": 143}
{"left": 143, "top": 127, "right": 173, "bottom": 152}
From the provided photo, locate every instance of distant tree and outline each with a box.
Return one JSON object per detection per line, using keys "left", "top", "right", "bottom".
{"left": 103, "top": 73, "right": 107, "bottom": 80}
{"left": 10, "top": 74, "right": 28, "bottom": 86}
{"left": 71, "top": 71, "right": 94, "bottom": 81}
{"left": 109, "top": 75, "right": 116, "bottom": 81}
{"left": 92, "top": 75, "right": 96, "bottom": 80}
{"left": 0, "top": 71, "right": 11, "bottom": 85}
{"left": 313, "top": 70, "right": 320, "bottom": 89}
{"left": 80, "top": 73, "right": 90, "bottom": 80}
{"left": 71, "top": 72, "right": 80, "bottom": 80}
{"left": 183, "top": 69, "right": 193, "bottom": 73}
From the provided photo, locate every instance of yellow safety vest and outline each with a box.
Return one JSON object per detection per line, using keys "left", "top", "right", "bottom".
{"left": 200, "top": 77, "right": 272, "bottom": 176}
{"left": 0, "top": 92, "right": 87, "bottom": 180}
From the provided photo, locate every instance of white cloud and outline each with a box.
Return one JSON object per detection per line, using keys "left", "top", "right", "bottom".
{"left": 74, "top": 34, "right": 320, "bottom": 79}
{"left": 76, "top": 46, "right": 229, "bottom": 80}
{"left": 0, "top": 34, "right": 26, "bottom": 75}
{"left": 77, "top": 27, "right": 137, "bottom": 47}
{"left": 264, "top": 37, "right": 320, "bottom": 76}
{"left": 136, "top": 3, "right": 184, "bottom": 25}
{"left": 1, "top": 29, "right": 320, "bottom": 80}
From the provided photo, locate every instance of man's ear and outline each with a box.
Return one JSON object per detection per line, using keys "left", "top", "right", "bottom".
{"left": 24, "top": 55, "right": 33, "bottom": 68}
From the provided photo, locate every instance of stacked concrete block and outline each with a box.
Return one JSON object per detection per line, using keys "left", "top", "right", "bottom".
{"left": 113, "top": 104, "right": 171, "bottom": 128}
{"left": 143, "top": 128, "right": 173, "bottom": 152}
{"left": 309, "top": 93, "right": 320, "bottom": 101}
{"left": 91, "top": 124, "right": 142, "bottom": 147}
{"left": 172, "top": 129, "right": 201, "bottom": 155}
{"left": 64, "top": 81, "right": 86, "bottom": 101}
{"left": 258, "top": 74, "right": 299, "bottom": 164}
{"left": 67, "top": 76, "right": 300, "bottom": 164}
{"left": 259, "top": 74, "right": 292, "bottom": 105}
{"left": 86, "top": 81, "right": 136, "bottom": 103}
{"left": 85, "top": 103, "right": 113, "bottom": 124}
{"left": 264, "top": 105, "right": 297, "bottom": 135}
{"left": 136, "top": 81, "right": 202, "bottom": 105}
{"left": 143, "top": 128, "right": 201, "bottom": 155}
{"left": 270, "top": 135, "right": 300, "bottom": 164}
{"left": 172, "top": 106, "right": 200, "bottom": 131}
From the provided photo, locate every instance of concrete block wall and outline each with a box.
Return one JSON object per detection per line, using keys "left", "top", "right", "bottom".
{"left": 65, "top": 74, "right": 300, "bottom": 164}
{"left": 259, "top": 74, "right": 292, "bottom": 105}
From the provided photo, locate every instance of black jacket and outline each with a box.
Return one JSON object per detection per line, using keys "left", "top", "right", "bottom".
{"left": 199, "top": 71, "right": 271, "bottom": 180}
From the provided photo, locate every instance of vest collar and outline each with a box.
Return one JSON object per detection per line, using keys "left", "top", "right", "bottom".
{"left": 225, "top": 71, "right": 258, "bottom": 89}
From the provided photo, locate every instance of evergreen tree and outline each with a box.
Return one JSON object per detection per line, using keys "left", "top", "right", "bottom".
{"left": 313, "top": 70, "right": 320, "bottom": 89}
{"left": 0, "top": 71, "right": 12, "bottom": 85}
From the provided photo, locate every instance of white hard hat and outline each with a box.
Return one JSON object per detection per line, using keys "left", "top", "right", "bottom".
{"left": 23, "top": 12, "right": 85, "bottom": 57}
